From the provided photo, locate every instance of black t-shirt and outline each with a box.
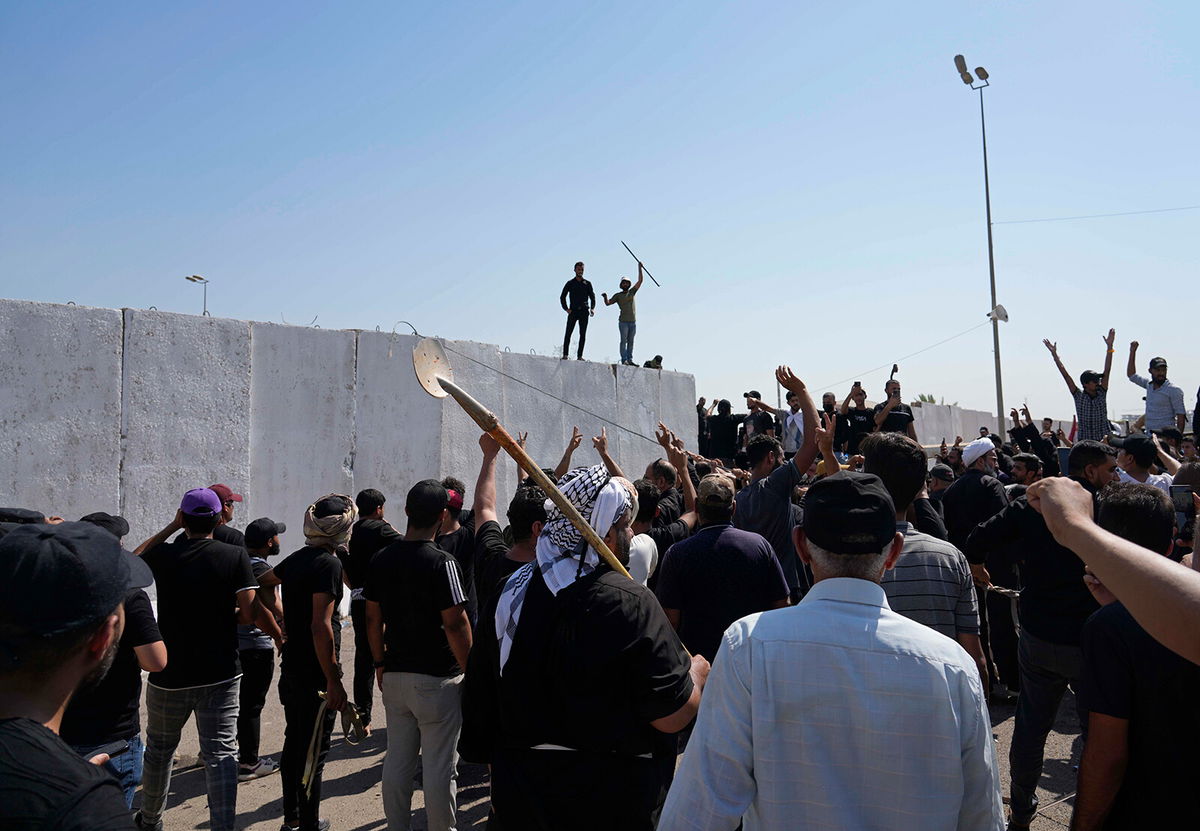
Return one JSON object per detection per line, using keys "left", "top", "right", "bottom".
{"left": 460, "top": 566, "right": 693, "bottom": 764}
{"left": 142, "top": 537, "right": 257, "bottom": 689}
{"left": 274, "top": 546, "right": 344, "bottom": 681}
{"left": 732, "top": 461, "right": 805, "bottom": 595}
{"left": 1081, "top": 602, "right": 1200, "bottom": 827}
{"left": 740, "top": 410, "right": 775, "bottom": 446}
{"left": 474, "top": 520, "right": 528, "bottom": 615}
{"left": 0, "top": 718, "right": 134, "bottom": 830}
{"left": 838, "top": 407, "right": 876, "bottom": 453}
{"left": 653, "top": 487, "right": 682, "bottom": 528}
{"left": 437, "top": 524, "right": 478, "bottom": 622}
{"left": 61, "top": 590, "right": 161, "bottom": 746}
{"left": 342, "top": 517, "right": 401, "bottom": 590}
{"left": 706, "top": 413, "right": 743, "bottom": 460}
{"left": 364, "top": 540, "right": 468, "bottom": 677}
{"left": 214, "top": 522, "right": 245, "bottom": 548}
{"left": 655, "top": 524, "right": 789, "bottom": 661}
{"left": 872, "top": 401, "right": 914, "bottom": 434}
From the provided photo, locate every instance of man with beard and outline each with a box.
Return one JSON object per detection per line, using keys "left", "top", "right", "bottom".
{"left": 0, "top": 522, "right": 154, "bottom": 830}
{"left": 838, "top": 382, "right": 875, "bottom": 455}
{"left": 460, "top": 463, "right": 707, "bottom": 830}
{"left": 62, "top": 513, "right": 169, "bottom": 807}
{"left": 873, "top": 379, "right": 918, "bottom": 441}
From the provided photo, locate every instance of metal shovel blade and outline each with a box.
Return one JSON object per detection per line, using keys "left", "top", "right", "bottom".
{"left": 413, "top": 337, "right": 453, "bottom": 398}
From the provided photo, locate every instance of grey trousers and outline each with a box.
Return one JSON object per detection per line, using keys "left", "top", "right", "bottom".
{"left": 140, "top": 677, "right": 241, "bottom": 831}
{"left": 381, "top": 671, "right": 464, "bottom": 831}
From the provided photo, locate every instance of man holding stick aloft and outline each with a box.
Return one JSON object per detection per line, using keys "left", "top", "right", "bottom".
{"left": 602, "top": 262, "right": 644, "bottom": 366}
{"left": 460, "top": 430, "right": 707, "bottom": 830}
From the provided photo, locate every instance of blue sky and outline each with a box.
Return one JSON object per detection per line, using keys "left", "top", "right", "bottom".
{"left": 2, "top": 1, "right": 1197, "bottom": 427}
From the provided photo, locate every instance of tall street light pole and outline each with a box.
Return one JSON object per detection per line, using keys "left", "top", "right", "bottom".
{"left": 955, "top": 55, "right": 1005, "bottom": 437}
{"left": 183, "top": 273, "right": 210, "bottom": 317}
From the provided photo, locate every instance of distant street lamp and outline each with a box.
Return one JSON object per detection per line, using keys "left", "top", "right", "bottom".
{"left": 954, "top": 55, "right": 1005, "bottom": 436}
{"left": 183, "top": 273, "right": 210, "bottom": 317}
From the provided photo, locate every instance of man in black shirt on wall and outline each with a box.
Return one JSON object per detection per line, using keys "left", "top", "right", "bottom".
{"left": 0, "top": 521, "right": 154, "bottom": 831}
{"left": 560, "top": 260, "right": 595, "bottom": 360}
{"left": 260, "top": 494, "right": 355, "bottom": 831}
{"left": 366, "top": 481, "right": 472, "bottom": 831}
{"left": 133, "top": 488, "right": 258, "bottom": 831}
{"left": 342, "top": 488, "right": 400, "bottom": 733}
{"left": 838, "top": 382, "right": 875, "bottom": 454}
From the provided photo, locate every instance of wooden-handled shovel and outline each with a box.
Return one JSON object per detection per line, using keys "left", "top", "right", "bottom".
{"left": 413, "top": 337, "right": 632, "bottom": 580}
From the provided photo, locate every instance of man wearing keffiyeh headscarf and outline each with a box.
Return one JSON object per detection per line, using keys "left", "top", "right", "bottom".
{"left": 258, "top": 494, "right": 356, "bottom": 831}
{"left": 461, "top": 457, "right": 710, "bottom": 831}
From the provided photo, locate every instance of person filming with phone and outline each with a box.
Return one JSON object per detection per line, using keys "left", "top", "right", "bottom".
{"left": 873, "top": 379, "right": 918, "bottom": 442}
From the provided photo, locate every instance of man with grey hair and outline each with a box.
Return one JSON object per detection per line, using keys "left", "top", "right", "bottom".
{"left": 660, "top": 471, "right": 1003, "bottom": 831}
{"left": 460, "top": 457, "right": 708, "bottom": 830}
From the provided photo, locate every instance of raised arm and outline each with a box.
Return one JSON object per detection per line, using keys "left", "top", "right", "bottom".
{"left": 776, "top": 366, "right": 818, "bottom": 475}
{"left": 555, "top": 426, "right": 584, "bottom": 479}
{"left": 1028, "top": 478, "right": 1200, "bottom": 665}
{"left": 134, "top": 510, "right": 184, "bottom": 555}
{"left": 839, "top": 383, "right": 858, "bottom": 415}
{"left": 1044, "top": 339, "right": 1079, "bottom": 394}
{"left": 1100, "top": 328, "right": 1115, "bottom": 387}
{"left": 659, "top": 424, "right": 697, "bottom": 529}
{"left": 514, "top": 431, "right": 528, "bottom": 490}
{"left": 475, "top": 433, "right": 502, "bottom": 526}
{"left": 633, "top": 262, "right": 645, "bottom": 292}
{"left": 1126, "top": 341, "right": 1139, "bottom": 380}
{"left": 1150, "top": 434, "right": 1180, "bottom": 476}
{"left": 592, "top": 427, "right": 625, "bottom": 478}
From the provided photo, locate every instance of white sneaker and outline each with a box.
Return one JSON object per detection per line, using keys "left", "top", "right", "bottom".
{"left": 238, "top": 757, "right": 280, "bottom": 781}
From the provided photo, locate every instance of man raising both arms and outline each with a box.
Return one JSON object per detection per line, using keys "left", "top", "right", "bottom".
{"left": 602, "top": 262, "right": 644, "bottom": 366}
{"left": 1043, "top": 329, "right": 1114, "bottom": 442}
{"left": 560, "top": 261, "right": 595, "bottom": 361}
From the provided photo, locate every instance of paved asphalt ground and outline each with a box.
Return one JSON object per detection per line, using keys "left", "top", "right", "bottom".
{"left": 149, "top": 632, "right": 1084, "bottom": 830}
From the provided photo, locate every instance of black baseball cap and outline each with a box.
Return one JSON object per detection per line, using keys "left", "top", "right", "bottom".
{"left": 743, "top": 390, "right": 762, "bottom": 399}
{"left": 929, "top": 464, "right": 955, "bottom": 482}
{"left": 0, "top": 507, "right": 45, "bottom": 524}
{"left": 802, "top": 471, "right": 897, "bottom": 555}
{"left": 1149, "top": 357, "right": 1168, "bottom": 369}
{"left": 1109, "top": 434, "right": 1158, "bottom": 467}
{"left": 1080, "top": 370, "right": 1103, "bottom": 384}
{"left": 245, "top": 517, "right": 287, "bottom": 548}
{"left": 0, "top": 522, "right": 153, "bottom": 637}
{"left": 79, "top": 512, "right": 130, "bottom": 540}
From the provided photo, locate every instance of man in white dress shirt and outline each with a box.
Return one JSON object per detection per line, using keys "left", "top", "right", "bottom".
{"left": 659, "top": 471, "right": 1004, "bottom": 831}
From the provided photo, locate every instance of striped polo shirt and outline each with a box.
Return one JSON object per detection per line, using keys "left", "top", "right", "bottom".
{"left": 881, "top": 522, "right": 980, "bottom": 639}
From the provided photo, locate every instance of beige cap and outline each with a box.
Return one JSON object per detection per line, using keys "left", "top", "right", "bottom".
{"left": 698, "top": 474, "right": 735, "bottom": 507}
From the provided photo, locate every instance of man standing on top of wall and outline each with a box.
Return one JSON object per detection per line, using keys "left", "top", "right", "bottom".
{"left": 561, "top": 261, "right": 595, "bottom": 361}
{"left": 602, "top": 262, "right": 645, "bottom": 366}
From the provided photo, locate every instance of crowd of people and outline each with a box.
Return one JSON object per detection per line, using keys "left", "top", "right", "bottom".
{"left": 4, "top": 336, "right": 1200, "bottom": 831}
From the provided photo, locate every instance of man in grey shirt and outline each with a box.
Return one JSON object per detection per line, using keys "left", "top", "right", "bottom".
{"left": 863, "top": 432, "right": 987, "bottom": 685}
{"left": 1126, "top": 341, "right": 1186, "bottom": 432}
{"left": 732, "top": 366, "right": 816, "bottom": 601}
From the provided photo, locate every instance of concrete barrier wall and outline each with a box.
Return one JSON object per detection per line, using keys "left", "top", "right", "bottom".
{"left": 0, "top": 300, "right": 696, "bottom": 550}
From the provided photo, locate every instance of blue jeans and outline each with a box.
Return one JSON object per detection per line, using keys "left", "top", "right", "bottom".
{"left": 140, "top": 677, "right": 241, "bottom": 831}
{"left": 1008, "top": 630, "right": 1088, "bottom": 824}
{"left": 619, "top": 320, "right": 636, "bottom": 363}
{"left": 72, "top": 734, "right": 144, "bottom": 808}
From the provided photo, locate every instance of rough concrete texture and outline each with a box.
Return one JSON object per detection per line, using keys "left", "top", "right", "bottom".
{"left": 0, "top": 300, "right": 123, "bottom": 520}
{"left": 438, "top": 339, "right": 507, "bottom": 509}
{"left": 120, "top": 309, "right": 252, "bottom": 546}
{"left": 659, "top": 369, "right": 699, "bottom": 450}
{"left": 614, "top": 362, "right": 664, "bottom": 477}
{"left": 352, "top": 330, "right": 443, "bottom": 509}
{"left": 0, "top": 300, "right": 696, "bottom": 545}
{"left": 249, "top": 323, "right": 357, "bottom": 534}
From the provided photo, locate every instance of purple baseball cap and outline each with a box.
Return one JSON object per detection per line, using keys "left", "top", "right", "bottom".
{"left": 181, "top": 488, "right": 222, "bottom": 517}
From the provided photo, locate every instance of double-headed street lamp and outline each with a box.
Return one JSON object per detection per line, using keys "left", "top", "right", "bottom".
{"left": 954, "top": 55, "right": 1006, "bottom": 437}
{"left": 183, "top": 273, "right": 210, "bottom": 317}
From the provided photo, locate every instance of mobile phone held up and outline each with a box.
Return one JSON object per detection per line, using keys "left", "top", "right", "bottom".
{"left": 1057, "top": 447, "right": 1071, "bottom": 477}
{"left": 1170, "top": 484, "right": 1195, "bottom": 531}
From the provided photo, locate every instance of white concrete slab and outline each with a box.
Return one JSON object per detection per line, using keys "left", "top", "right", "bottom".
{"left": 659, "top": 369, "right": 699, "bottom": 453}
{"left": 438, "top": 339, "right": 505, "bottom": 509}
{"left": 614, "top": 363, "right": 663, "bottom": 479}
{"left": 0, "top": 299, "right": 123, "bottom": 521}
{"left": 119, "top": 309, "right": 252, "bottom": 546}
{"left": 499, "top": 351, "right": 568, "bottom": 495}
{"left": 353, "top": 330, "right": 443, "bottom": 511}
{"left": 249, "top": 323, "right": 357, "bottom": 537}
